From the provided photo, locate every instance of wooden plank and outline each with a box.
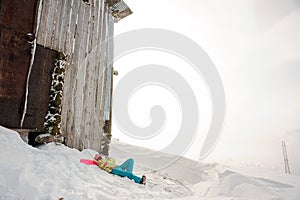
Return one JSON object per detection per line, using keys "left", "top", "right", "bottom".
{"left": 87, "top": 0, "right": 98, "bottom": 149}
{"left": 98, "top": 6, "right": 110, "bottom": 152}
{"left": 54, "top": 0, "right": 64, "bottom": 51}
{"left": 64, "top": 0, "right": 77, "bottom": 55}
{"left": 59, "top": 0, "right": 73, "bottom": 140}
{"left": 98, "top": 2, "right": 107, "bottom": 114}
{"left": 79, "top": 4, "right": 90, "bottom": 149}
{"left": 61, "top": 0, "right": 72, "bottom": 54}
{"left": 82, "top": 3, "right": 94, "bottom": 149}
{"left": 97, "top": 3, "right": 110, "bottom": 152}
{"left": 70, "top": 0, "right": 81, "bottom": 56}
{"left": 87, "top": 2, "right": 98, "bottom": 150}
{"left": 88, "top": 0, "right": 102, "bottom": 151}
{"left": 87, "top": 2, "right": 94, "bottom": 55}
{"left": 93, "top": 0, "right": 106, "bottom": 152}
{"left": 72, "top": 1, "right": 86, "bottom": 150}
{"left": 82, "top": 62, "right": 91, "bottom": 149}
{"left": 60, "top": 1, "right": 73, "bottom": 145}
{"left": 49, "top": 0, "right": 60, "bottom": 49}
{"left": 45, "top": 0, "right": 56, "bottom": 48}
{"left": 64, "top": 0, "right": 82, "bottom": 149}
{"left": 51, "top": 0, "right": 63, "bottom": 50}
{"left": 37, "top": 0, "right": 50, "bottom": 46}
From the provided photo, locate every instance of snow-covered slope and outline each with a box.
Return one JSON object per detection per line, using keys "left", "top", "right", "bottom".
{"left": 0, "top": 126, "right": 299, "bottom": 200}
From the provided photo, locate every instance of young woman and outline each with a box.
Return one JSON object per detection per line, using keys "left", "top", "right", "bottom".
{"left": 93, "top": 154, "right": 146, "bottom": 185}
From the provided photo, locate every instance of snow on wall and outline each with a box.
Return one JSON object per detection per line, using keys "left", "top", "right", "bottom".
{"left": 36, "top": 0, "right": 114, "bottom": 151}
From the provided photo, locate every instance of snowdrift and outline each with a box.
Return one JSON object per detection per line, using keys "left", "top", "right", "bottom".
{"left": 0, "top": 126, "right": 299, "bottom": 200}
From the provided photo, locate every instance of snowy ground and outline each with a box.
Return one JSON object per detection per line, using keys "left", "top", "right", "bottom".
{"left": 0, "top": 126, "right": 300, "bottom": 200}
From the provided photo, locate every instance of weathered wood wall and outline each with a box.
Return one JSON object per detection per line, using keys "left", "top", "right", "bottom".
{"left": 36, "top": 0, "right": 114, "bottom": 151}
{"left": 0, "top": 0, "right": 115, "bottom": 152}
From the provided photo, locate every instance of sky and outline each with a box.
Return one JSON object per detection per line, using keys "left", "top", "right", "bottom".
{"left": 111, "top": 0, "right": 300, "bottom": 174}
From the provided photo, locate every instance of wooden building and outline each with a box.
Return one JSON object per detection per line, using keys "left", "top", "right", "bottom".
{"left": 0, "top": 0, "right": 132, "bottom": 153}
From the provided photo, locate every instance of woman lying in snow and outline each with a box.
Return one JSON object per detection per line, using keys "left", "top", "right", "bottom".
{"left": 82, "top": 154, "right": 146, "bottom": 185}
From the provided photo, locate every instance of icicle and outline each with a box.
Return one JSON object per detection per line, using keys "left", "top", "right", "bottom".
{"left": 20, "top": 0, "right": 44, "bottom": 128}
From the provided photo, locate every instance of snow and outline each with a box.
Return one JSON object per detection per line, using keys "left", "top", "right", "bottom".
{"left": 1, "top": 126, "right": 300, "bottom": 200}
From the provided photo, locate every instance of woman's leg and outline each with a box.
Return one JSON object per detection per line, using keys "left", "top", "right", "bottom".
{"left": 117, "top": 158, "right": 134, "bottom": 172}
{"left": 111, "top": 168, "right": 142, "bottom": 184}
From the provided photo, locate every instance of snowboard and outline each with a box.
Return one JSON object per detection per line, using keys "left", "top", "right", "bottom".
{"left": 80, "top": 159, "right": 98, "bottom": 166}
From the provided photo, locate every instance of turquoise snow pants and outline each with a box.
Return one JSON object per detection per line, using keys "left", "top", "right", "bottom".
{"left": 111, "top": 158, "right": 142, "bottom": 183}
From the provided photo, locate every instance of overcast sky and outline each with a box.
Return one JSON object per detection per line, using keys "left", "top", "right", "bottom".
{"left": 112, "top": 0, "right": 300, "bottom": 174}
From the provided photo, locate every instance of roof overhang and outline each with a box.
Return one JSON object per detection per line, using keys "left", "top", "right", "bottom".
{"left": 106, "top": 0, "right": 132, "bottom": 22}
